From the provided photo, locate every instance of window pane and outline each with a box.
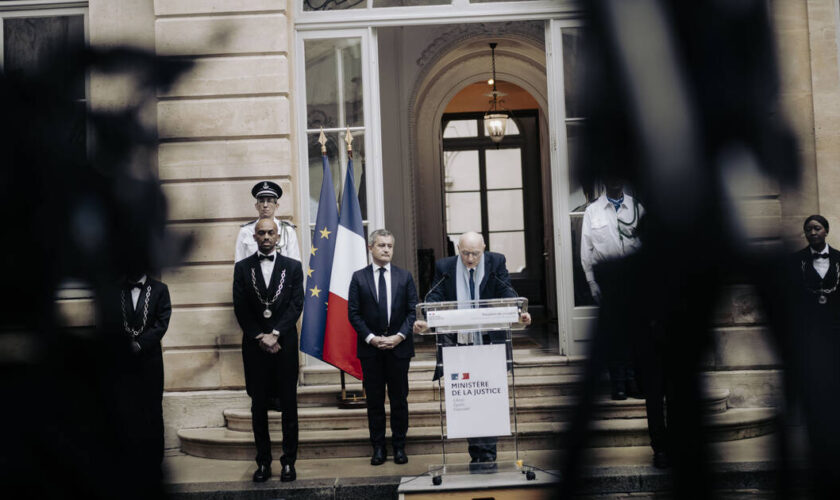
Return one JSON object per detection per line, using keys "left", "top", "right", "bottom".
{"left": 562, "top": 28, "right": 586, "bottom": 119}
{"left": 505, "top": 118, "right": 520, "bottom": 135}
{"left": 487, "top": 190, "right": 524, "bottom": 231}
{"left": 445, "top": 192, "right": 481, "bottom": 235}
{"left": 342, "top": 42, "right": 364, "bottom": 128}
{"left": 489, "top": 232, "right": 526, "bottom": 273}
{"left": 566, "top": 121, "right": 593, "bottom": 211}
{"left": 374, "top": 0, "right": 450, "bottom": 5}
{"left": 4, "top": 16, "right": 85, "bottom": 100}
{"left": 305, "top": 38, "right": 363, "bottom": 129}
{"left": 443, "top": 119, "right": 478, "bottom": 138}
{"left": 443, "top": 150, "right": 479, "bottom": 191}
{"left": 485, "top": 148, "right": 522, "bottom": 190}
{"left": 307, "top": 131, "right": 367, "bottom": 223}
{"left": 303, "top": 0, "right": 365, "bottom": 11}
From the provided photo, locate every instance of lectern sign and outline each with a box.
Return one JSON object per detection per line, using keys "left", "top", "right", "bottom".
{"left": 426, "top": 306, "right": 519, "bottom": 329}
{"left": 443, "top": 344, "right": 511, "bottom": 439}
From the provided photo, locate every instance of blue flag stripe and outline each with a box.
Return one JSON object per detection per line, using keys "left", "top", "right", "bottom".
{"left": 300, "top": 153, "right": 339, "bottom": 358}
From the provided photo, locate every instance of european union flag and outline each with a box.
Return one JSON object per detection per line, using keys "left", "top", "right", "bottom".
{"left": 300, "top": 151, "right": 338, "bottom": 358}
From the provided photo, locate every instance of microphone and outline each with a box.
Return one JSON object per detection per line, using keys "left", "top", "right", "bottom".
{"left": 424, "top": 272, "right": 449, "bottom": 302}
{"left": 489, "top": 272, "right": 518, "bottom": 297}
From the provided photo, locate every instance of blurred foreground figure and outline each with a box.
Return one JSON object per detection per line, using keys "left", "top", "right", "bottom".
{"left": 560, "top": 1, "right": 808, "bottom": 498}
{"left": 0, "top": 47, "right": 189, "bottom": 498}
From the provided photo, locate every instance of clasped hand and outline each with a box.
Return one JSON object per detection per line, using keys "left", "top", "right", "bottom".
{"left": 256, "top": 333, "right": 281, "bottom": 354}
{"left": 371, "top": 334, "right": 402, "bottom": 350}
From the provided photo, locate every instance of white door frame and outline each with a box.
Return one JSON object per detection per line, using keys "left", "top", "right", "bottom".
{"left": 294, "top": 4, "right": 583, "bottom": 356}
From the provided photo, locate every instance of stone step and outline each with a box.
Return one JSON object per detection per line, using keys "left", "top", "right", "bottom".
{"left": 300, "top": 352, "right": 583, "bottom": 386}
{"left": 296, "top": 374, "right": 583, "bottom": 406}
{"left": 178, "top": 408, "right": 775, "bottom": 460}
{"left": 223, "top": 390, "right": 730, "bottom": 431}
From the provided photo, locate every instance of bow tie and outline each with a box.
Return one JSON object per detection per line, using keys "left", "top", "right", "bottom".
{"left": 127, "top": 282, "right": 143, "bottom": 290}
{"left": 259, "top": 253, "right": 275, "bottom": 261}
{"left": 813, "top": 254, "right": 829, "bottom": 260}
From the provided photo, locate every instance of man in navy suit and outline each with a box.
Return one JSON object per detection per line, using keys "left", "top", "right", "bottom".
{"left": 348, "top": 229, "right": 419, "bottom": 466}
{"left": 413, "top": 231, "right": 531, "bottom": 471}
{"left": 233, "top": 218, "right": 304, "bottom": 483}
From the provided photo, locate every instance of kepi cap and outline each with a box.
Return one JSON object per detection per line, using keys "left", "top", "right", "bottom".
{"left": 252, "top": 181, "right": 283, "bottom": 199}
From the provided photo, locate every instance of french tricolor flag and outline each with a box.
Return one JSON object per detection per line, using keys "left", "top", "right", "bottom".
{"left": 322, "top": 156, "right": 366, "bottom": 380}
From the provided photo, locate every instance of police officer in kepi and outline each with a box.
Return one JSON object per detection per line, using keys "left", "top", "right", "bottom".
{"left": 236, "top": 181, "right": 301, "bottom": 263}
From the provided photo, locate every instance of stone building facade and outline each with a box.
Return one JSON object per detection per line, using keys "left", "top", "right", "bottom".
{"left": 4, "top": 0, "right": 836, "bottom": 449}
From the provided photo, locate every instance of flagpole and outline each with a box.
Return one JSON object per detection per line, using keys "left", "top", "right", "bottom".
{"left": 337, "top": 128, "right": 367, "bottom": 409}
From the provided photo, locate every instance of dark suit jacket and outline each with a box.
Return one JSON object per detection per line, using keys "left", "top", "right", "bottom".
{"left": 427, "top": 252, "right": 517, "bottom": 378}
{"left": 233, "top": 252, "right": 304, "bottom": 396}
{"left": 348, "top": 264, "right": 419, "bottom": 359}
{"left": 793, "top": 246, "right": 840, "bottom": 327}
{"left": 427, "top": 252, "right": 517, "bottom": 304}
{"left": 118, "top": 277, "right": 171, "bottom": 394}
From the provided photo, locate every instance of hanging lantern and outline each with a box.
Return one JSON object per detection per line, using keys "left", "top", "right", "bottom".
{"left": 483, "top": 42, "right": 509, "bottom": 144}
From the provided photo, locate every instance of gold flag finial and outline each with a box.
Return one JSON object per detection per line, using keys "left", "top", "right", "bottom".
{"left": 318, "top": 128, "right": 327, "bottom": 154}
{"left": 344, "top": 128, "right": 353, "bottom": 153}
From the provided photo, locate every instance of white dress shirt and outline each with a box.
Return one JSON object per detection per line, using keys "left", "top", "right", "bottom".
{"left": 130, "top": 275, "right": 147, "bottom": 309}
{"left": 580, "top": 192, "right": 645, "bottom": 285}
{"left": 364, "top": 263, "right": 406, "bottom": 343}
{"left": 258, "top": 250, "right": 276, "bottom": 287}
{"left": 235, "top": 217, "right": 300, "bottom": 263}
{"left": 811, "top": 246, "right": 830, "bottom": 279}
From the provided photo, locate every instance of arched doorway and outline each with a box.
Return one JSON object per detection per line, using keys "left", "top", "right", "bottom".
{"left": 409, "top": 35, "right": 557, "bottom": 348}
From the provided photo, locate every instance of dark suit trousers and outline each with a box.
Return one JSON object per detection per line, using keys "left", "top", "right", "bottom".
{"left": 249, "top": 347, "right": 299, "bottom": 466}
{"left": 636, "top": 326, "right": 673, "bottom": 453}
{"left": 360, "top": 351, "right": 410, "bottom": 449}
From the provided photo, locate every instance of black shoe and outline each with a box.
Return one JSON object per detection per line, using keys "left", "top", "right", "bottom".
{"left": 370, "top": 446, "right": 387, "bottom": 466}
{"left": 280, "top": 463, "right": 296, "bottom": 482}
{"left": 394, "top": 448, "right": 408, "bottom": 465}
{"left": 252, "top": 464, "right": 271, "bottom": 483}
{"left": 653, "top": 451, "right": 671, "bottom": 469}
{"left": 470, "top": 460, "right": 497, "bottom": 474}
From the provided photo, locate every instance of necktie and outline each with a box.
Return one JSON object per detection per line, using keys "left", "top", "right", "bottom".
{"left": 469, "top": 268, "right": 481, "bottom": 345}
{"left": 128, "top": 282, "right": 143, "bottom": 290}
{"left": 813, "top": 253, "right": 829, "bottom": 260}
{"left": 259, "top": 253, "right": 274, "bottom": 261}
{"left": 378, "top": 267, "right": 388, "bottom": 333}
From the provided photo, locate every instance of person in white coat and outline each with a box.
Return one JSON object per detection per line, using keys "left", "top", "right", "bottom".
{"left": 580, "top": 178, "right": 644, "bottom": 400}
{"left": 235, "top": 181, "right": 301, "bottom": 263}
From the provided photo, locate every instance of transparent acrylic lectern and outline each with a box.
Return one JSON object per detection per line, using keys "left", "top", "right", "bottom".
{"left": 415, "top": 297, "right": 528, "bottom": 484}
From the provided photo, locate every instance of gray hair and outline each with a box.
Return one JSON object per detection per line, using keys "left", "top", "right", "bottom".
{"left": 368, "top": 228, "right": 394, "bottom": 246}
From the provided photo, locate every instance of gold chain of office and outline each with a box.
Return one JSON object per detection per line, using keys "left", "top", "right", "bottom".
{"left": 121, "top": 285, "right": 151, "bottom": 337}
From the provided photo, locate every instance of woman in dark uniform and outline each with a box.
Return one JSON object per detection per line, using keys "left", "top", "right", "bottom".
{"left": 792, "top": 214, "right": 840, "bottom": 494}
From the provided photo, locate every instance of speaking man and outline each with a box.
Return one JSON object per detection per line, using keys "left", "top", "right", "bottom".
{"left": 235, "top": 181, "right": 300, "bottom": 263}
{"left": 413, "top": 231, "right": 530, "bottom": 472}
{"left": 348, "top": 229, "right": 419, "bottom": 466}
{"left": 233, "top": 218, "right": 304, "bottom": 483}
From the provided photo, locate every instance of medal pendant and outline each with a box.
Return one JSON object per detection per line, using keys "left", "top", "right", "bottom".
{"left": 263, "top": 308, "right": 272, "bottom": 318}
{"left": 819, "top": 295, "right": 828, "bottom": 305}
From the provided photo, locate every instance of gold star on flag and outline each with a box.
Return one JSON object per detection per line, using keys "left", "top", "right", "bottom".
{"left": 319, "top": 227, "right": 332, "bottom": 239}
{"left": 307, "top": 267, "right": 314, "bottom": 278}
{"left": 310, "top": 285, "right": 321, "bottom": 297}
{"left": 310, "top": 246, "right": 318, "bottom": 256}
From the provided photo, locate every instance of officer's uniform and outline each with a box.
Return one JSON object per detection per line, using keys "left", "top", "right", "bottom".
{"left": 235, "top": 181, "right": 301, "bottom": 263}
